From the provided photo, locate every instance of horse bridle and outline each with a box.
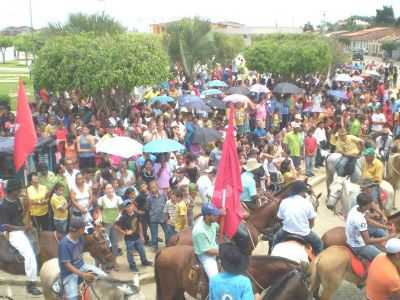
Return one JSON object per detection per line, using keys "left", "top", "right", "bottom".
{"left": 90, "top": 230, "right": 114, "bottom": 265}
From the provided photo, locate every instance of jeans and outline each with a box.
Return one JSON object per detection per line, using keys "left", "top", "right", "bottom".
{"left": 104, "top": 223, "right": 119, "bottom": 257}
{"left": 336, "top": 156, "right": 357, "bottom": 177}
{"left": 369, "top": 226, "right": 387, "bottom": 238}
{"left": 305, "top": 155, "right": 315, "bottom": 176}
{"left": 351, "top": 245, "right": 381, "bottom": 262}
{"left": 197, "top": 254, "right": 218, "bottom": 278}
{"left": 370, "top": 184, "right": 380, "bottom": 203}
{"left": 53, "top": 219, "right": 68, "bottom": 234}
{"left": 125, "top": 239, "right": 148, "bottom": 270}
{"left": 273, "top": 229, "right": 324, "bottom": 254}
{"left": 32, "top": 214, "right": 50, "bottom": 231}
{"left": 149, "top": 222, "right": 171, "bottom": 249}
{"left": 62, "top": 263, "right": 106, "bottom": 300}
{"left": 291, "top": 156, "right": 301, "bottom": 169}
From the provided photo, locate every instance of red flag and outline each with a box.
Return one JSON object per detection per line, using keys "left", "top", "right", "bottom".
{"left": 14, "top": 80, "right": 37, "bottom": 171}
{"left": 212, "top": 106, "right": 243, "bottom": 239}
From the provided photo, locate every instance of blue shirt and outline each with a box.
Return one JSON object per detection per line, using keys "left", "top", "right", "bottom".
{"left": 209, "top": 272, "right": 254, "bottom": 300}
{"left": 58, "top": 235, "right": 85, "bottom": 279}
{"left": 254, "top": 127, "right": 267, "bottom": 138}
{"left": 240, "top": 172, "right": 256, "bottom": 202}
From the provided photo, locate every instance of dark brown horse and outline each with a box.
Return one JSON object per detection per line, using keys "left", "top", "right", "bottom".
{"left": 154, "top": 245, "right": 303, "bottom": 300}
{"left": 0, "top": 227, "right": 114, "bottom": 276}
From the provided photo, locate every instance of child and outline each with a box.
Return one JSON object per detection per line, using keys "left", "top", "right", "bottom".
{"left": 304, "top": 129, "right": 317, "bottom": 177}
{"left": 50, "top": 183, "right": 69, "bottom": 233}
{"left": 164, "top": 190, "right": 177, "bottom": 237}
{"left": 114, "top": 201, "right": 152, "bottom": 272}
{"left": 174, "top": 189, "right": 188, "bottom": 232}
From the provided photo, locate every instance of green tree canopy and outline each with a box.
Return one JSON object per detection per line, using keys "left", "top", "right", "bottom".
{"left": 212, "top": 32, "right": 245, "bottom": 66}
{"left": 244, "top": 34, "right": 333, "bottom": 78}
{"left": 32, "top": 33, "right": 169, "bottom": 112}
{"left": 376, "top": 6, "right": 396, "bottom": 26}
{"left": 0, "top": 35, "right": 13, "bottom": 64}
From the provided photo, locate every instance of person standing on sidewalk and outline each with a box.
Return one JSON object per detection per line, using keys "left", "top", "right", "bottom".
{"left": 283, "top": 123, "right": 303, "bottom": 170}
{"left": 304, "top": 128, "right": 317, "bottom": 177}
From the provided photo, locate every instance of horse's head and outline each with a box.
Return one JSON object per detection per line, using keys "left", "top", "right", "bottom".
{"left": 85, "top": 226, "right": 114, "bottom": 271}
{"left": 95, "top": 276, "right": 144, "bottom": 300}
{"left": 304, "top": 181, "right": 320, "bottom": 212}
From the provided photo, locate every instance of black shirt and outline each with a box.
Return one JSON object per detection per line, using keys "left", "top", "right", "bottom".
{"left": 0, "top": 198, "right": 24, "bottom": 226}
{"left": 116, "top": 212, "right": 140, "bottom": 241}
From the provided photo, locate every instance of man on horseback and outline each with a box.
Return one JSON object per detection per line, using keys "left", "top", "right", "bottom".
{"left": 0, "top": 179, "right": 42, "bottom": 296}
{"left": 346, "top": 193, "right": 395, "bottom": 261}
{"left": 273, "top": 181, "right": 323, "bottom": 255}
{"left": 335, "top": 128, "right": 364, "bottom": 177}
{"left": 58, "top": 218, "right": 107, "bottom": 300}
{"left": 192, "top": 203, "right": 221, "bottom": 278}
{"left": 362, "top": 148, "right": 384, "bottom": 202}
{"left": 241, "top": 159, "right": 261, "bottom": 210}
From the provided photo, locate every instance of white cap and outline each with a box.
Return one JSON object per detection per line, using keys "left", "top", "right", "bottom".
{"left": 292, "top": 122, "right": 301, "bottom": 128}
{"left": 385, "top": 238, "right": 400, "bottom": 254}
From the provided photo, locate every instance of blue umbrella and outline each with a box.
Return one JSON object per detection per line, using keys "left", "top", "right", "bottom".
{"left": 183, "top": 101, "right": 212, "bottom": 112}
{"left": 207, "top": 80, "right": 228, "bottom": 88}
{"left": 178, "top": 95, "right": 202, "bottom": 106}
{"left": 150, "top": 95, "right": 175, "bottom": 105}
{"left": 327, "top": 90, "right": 348, "bottom": 100}
{"left": 201, "top": 89, "right": 224, "bottom": 97}
{"left": 143, "top": 139, "right": 186, "bottom": 153}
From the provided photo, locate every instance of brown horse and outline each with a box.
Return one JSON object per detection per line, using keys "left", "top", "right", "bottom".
{"left": 154, "top": 245, "right": 304, "bottom": 300}
{"left": 0, "top": 227, "right": 114, "bottom": 276}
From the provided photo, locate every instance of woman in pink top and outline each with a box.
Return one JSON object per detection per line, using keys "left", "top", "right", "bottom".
{"left": 154, "top": 154, "right": 171, "bottom": 194}
{"left": 256, "top": 97, "right": 267, "bottom": 129}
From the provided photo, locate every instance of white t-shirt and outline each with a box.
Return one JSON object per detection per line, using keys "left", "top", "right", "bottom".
{"left": 346, "top": 205, "right": 368, "bottom": 248}
{"left": 64, "top": 169, "right": 80, "bottom": 190}
{"left": 197, "top": 175, "right": 214, "bottom": 203}
{"left": 277, "top": 195, "right": 316, "bottom": 236}
{"left": 371, "top": 113, "right": 386, "bottom": 132}
{"left": 97, "top": 194, "right": 123, "bottom": 209}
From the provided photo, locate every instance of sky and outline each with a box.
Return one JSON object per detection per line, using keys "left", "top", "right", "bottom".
{"left": 1, "top": 0, "right": 400, "bottom": 32}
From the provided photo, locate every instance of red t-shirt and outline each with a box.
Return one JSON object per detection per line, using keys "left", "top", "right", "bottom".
{"left": 304, "top": 136, "right": 318, "bottom": 156}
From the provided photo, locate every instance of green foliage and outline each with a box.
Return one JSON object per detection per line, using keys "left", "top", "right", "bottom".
{"left": 32, "top": 33, "right": 169, "bottom": 110}
{"left": 0, "top": 35, "right": 13, "bottom": 64}
{"left": 382, "top": 41, "right": 400, "bottom": 56}
{"left": 0, "top": 94, "right": 11, "bottom": 104}
{"left": 48, "top": 13, "right": 125, "bottom": 35}
{"left": 376, "top": 6, "right": 396, "bottom": 26}
{"left": 244, "top": 34, "right": 333, "bottom": 78}
{"left": 212, "top": 32, "right": 245, "bottom": 66}
{"left": 303, "top": 22, "right": 314, "bottom": 32}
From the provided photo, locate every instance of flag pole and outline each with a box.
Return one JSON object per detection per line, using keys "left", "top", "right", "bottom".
{"left": 219, "top": 189, "right": 226, "bottom": 243}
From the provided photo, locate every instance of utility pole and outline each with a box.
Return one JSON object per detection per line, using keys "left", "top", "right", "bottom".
{"left": 28, "top": 0, "right": 34, "bottom": 76}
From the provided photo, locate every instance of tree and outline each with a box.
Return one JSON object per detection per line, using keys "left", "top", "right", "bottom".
{"left": 48, "top": 13, "right": 125, "bottom": 35}
{"left": 382, "top": 41, "right": 400, "bottom": 57}
{"left": 212, "top": 32, "right": 245, "bottom": 67}
{"left": 0, "top": 35, "right": 13, "bottom": 64}
{"left": 32, "top": 33, "right": 169, "bottom": 113}
{"left": 13, "top": 32, "right": 46, "bottom": 64}
{"left": 376, "top": 6, "right": 395, "bottom": 26}
{"left": 244, "top": 34, "right": 333, "bottom": 79}
{"left": 303, "top": 22, "right": 314, "bottom": 32}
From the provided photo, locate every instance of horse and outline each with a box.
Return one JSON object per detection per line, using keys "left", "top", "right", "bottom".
{"left": 325, "top": 153, "right": 395, "bottom": 214}
{"left": 262, "top": 269, "right": 310, "bottom": 300}
{"left": 154, "top": 245, "right": 304, "bottom": 300}
{"left": 40, "top": 258, "right": 145, "bottom": 300}
{"left": 386, "top": 152, "right": 400, "bottom": 207}
{"left": 309, "top": 245, "right": 363, "bottom": 300}
{"left": 0, "top": 227, "right": 114, "bottom": 276}
{"left": 167, "top": 179, "right": 320, "bottom": 255}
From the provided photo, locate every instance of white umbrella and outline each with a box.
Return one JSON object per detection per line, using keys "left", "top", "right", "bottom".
{"left": 351, "top": 75, "right": 364, "bottom": 83}
{"left": 96, "top": 136, "right": 143, "bottom": 158}
{"left": 363, "top": 70, "right": 381, "bottom": 78}
{"left": 223, "top": 94, "right": 250, "bottom": 103}
{"left": 335, "top": 74, "right": 353, "bottom": 82}
{"left": 250, "top": 83, "right": 270, "bottom": 94}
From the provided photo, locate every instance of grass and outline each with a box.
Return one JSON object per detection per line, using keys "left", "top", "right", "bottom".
{"left": 0, "top": 60, "right": 33, "bottom": 110}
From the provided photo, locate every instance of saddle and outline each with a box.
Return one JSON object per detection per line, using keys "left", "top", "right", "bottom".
{"left": 342, "top": 246, "right": 368, "bottom": 279}
{"left": 51, "top": 274, "right": 91, "bottom": 300}
{"left": 0, "top": 235, "right": 24, "bottom": 264}
{"left": 185, "top": 253, "right": 215, "bottom": 300}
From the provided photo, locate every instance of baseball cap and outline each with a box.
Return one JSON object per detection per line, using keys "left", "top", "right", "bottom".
{"left": 201, "top": 203, "right": 221, "bottom": 216}
{"left": 69, "top": 218, "right": 86, "bottom": 230}
{"left": 122, "top": 200, "right": 132, "bottom": 208}
{"left": 386, "top": 238, "right": 400, "bottom": 254}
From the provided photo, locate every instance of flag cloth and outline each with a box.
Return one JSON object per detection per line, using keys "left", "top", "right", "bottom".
{"left": 14, "top": 80, "right": 37, "bottom": 171}
{"left": 212, "top": 107, "right": 243, "bottom": 238}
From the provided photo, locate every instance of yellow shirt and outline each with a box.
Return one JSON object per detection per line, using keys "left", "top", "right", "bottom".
{"left": 336, "top": 135, "right": 362, "bottom": 157}
{"left": 175, "top": 201, "right": 187, "bottom": 231}
{"left": 50, "top": 194, "right": 68, "bottom": 220}
{"left": 362, "top": 158, "right": 384, "bottom": 183}
{"left": 27, "top": 184, "right": 48, "bottom": 216}
{"left": 44, "top": 124, "right": 56, "bottom": 137}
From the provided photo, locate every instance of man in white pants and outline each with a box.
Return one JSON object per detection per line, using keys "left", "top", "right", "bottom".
{"left": 0, "top": 179, "right": 41, "bottom": 296}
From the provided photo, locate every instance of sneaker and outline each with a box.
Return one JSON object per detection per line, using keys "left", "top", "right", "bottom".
{"left": 27, "top": 282, "right": 42, "bottom": 296}
{"left": 142, "top": 260, "right": 153, "bottom": 266}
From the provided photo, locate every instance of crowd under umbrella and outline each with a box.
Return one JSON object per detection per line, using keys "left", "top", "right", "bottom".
{"left": 201, "top": 89, "right": 224, "bottom": 97}
{"left": 143, "top": 139, "right": 185, "bottom": 153}
{"left": 178, "top": 95, "right": 202, "bottom": 106}
{"left": 327, "top": 89, "right": 348, "bottom": 100}
{"left": 272, "top": 82, "right": 302, "bottom": 94}
{"left": 96, "top": 136, "right": 143, "bottom": 158}
{"left": 334, "top": 73, "right": 353, "bottom": 83}
{"left": 192, "top": 127, "right": 223, "bottom": 145}
{"left": 227, "top": 86, "right": 250, "bottom": 95}
{"left": 150, "top": 95, "right": 175, "bottom": 105}
{"left": 207, "top": 80, "right": 228, "bottom": 88}
{"left": 182, "top": 101, "right": 212, "bottom": 112}
{"left": 223, "top": 94, "right": 251, "bottom": 104}
{"left": 250, "top": 83, "right": 270, "bottom": 94}
{"left": 206, "top": 98, "right": 226, "bottom": 110}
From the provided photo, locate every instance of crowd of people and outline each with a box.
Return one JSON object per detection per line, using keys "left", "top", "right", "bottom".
{"left": 0, "top": 58, "right": 400, "bottom": 299}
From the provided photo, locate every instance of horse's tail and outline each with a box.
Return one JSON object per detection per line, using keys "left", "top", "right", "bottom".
{"left": 154, "top": 250, "right": 162, "bottom": 300}
{"left": 309, "top": 254, "right": 321, "bottom": 298}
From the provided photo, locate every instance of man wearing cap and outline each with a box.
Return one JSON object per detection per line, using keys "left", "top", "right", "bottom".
{"left": 335, "top": 128, "right": 364, "bottom": 177}
{"left": 361, "top": 147, "right": 384, "bottom": 203}
{"left": 0, "top": 179, "right": 42, "bottom": 296}
{"left": 240, "top": 159, "right": 261, "bottom": 210}
{"left": 273, "top": 181, "right": 323, "bottom": 254}
{"left": 197, "top": 166, "right": 216, "bottom": 204}
{"left": 192, "top": 203, "right": 221, "bottom": 278}
{"left": 58, "top": 218, "right": 107, "bottom": 300}
{"left": 367, "top": 238, "right": 400, "bottom": 300}
{"left": 376, "top": 126, "right": 393, "bottom": 162}
{"left": 209, "top": 243, "right": 261, "bottom": 300}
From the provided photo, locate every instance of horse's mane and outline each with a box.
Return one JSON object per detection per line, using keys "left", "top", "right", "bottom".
{"left": 262, "top": 270, "right": 301, "bottom": 299}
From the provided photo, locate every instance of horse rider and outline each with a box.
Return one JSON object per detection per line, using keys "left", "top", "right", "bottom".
{"left": 0, "top": 179, "right": 42, "bottom": 296}
{"left": 192, "top": 203, "right": 221, "bottom": 278}
{"left": 346, "top": 192, "right": 395, "bottom": 262}
{"left": 58, "top": 218, "right": 107, "bottom": 300}
{"left": 376, "top": 126, "right": 393, "bottom": 162}
{"left": 361, "top": 147, "right": 384, "bottom": 204}
{"left": 335, "top": 128, "right": 364, "bottom": 177}
{"left": 209, "top": 243, "right": 261, "bottom": 300}
{"left": 273, "top": 181, "right": 323, "bottom": 255}
{"left": 367, "top": 238, "right": 400, "bottom": 300}
{"left": 240, "top": 158, "right": 261, "bottom": 210}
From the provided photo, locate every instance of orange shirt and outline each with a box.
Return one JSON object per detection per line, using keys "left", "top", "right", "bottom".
{"left": 367, "top": 254, "right": 400, "bottom": 300}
